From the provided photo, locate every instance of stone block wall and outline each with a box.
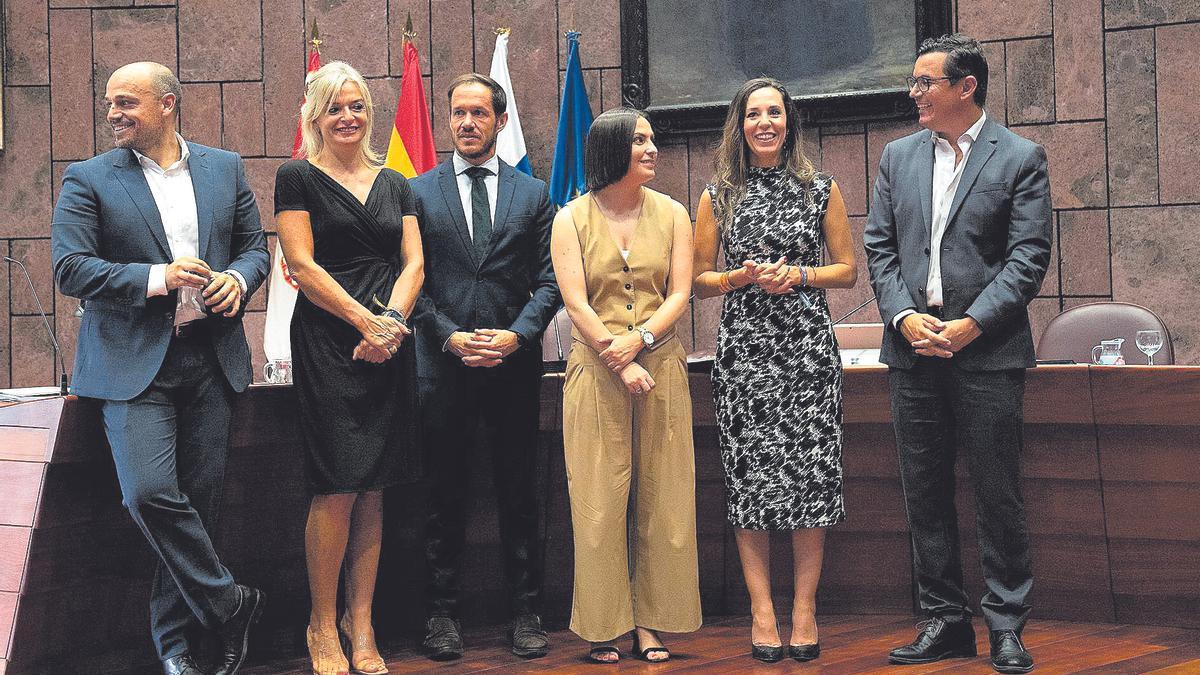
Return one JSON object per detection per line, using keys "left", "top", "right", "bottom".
{"left": 1, "top": 0, "right": 1196, "bottom": 387}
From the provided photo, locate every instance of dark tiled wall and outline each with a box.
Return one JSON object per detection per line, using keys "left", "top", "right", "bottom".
{"left": 2, "top": 0, "right": 1197, "bottom": 387}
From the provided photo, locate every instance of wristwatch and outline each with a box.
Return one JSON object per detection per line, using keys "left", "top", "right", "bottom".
{"left": 636, "top": 326, "right": 655, "bottom": 348}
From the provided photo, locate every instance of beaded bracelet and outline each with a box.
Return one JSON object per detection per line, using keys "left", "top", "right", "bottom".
{"left": 799, "top": 265, "right": 808, "bottom": 288}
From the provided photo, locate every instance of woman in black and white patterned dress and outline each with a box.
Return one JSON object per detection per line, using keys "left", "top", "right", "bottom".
{"left": 693, "top": 77, "right": 858, "bottom": 663}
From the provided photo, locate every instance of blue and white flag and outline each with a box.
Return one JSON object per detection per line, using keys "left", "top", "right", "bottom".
{"left": 489, "top": 29, "right": 532, "bottom": 175}
{"left": 549, "top": 31, "right": 594, "bottom": 207}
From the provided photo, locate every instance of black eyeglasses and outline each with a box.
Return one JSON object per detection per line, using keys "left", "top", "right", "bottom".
{"left": 906, "top": 75, "right": 958, "bottom": 92}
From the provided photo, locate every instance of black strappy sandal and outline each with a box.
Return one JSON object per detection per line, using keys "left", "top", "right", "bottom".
{"left": 588, "top": 644, "right": 621, "bottom": 663}
{"left": 632, "top": 632, "right": 670, "bottom": 662}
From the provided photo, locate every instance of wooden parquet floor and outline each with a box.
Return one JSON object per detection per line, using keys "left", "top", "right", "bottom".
{"left": 243, "top": 614, "right": 1200, "bottom": 674}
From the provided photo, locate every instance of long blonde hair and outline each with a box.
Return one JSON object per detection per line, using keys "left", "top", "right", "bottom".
{"left": 299, "top": 61, "right": 382, "bottom": 167}
{"left": 711, "top": 77, "right": 815, "bottom": 227}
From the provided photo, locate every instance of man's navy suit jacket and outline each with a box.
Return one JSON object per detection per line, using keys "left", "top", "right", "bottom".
{"left": 51, "top": 143, "right": 270, "bottom": 400}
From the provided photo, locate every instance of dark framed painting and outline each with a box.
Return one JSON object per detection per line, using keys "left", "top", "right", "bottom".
{"left": 620, "top": 0, "right": 953, "bottom": 133}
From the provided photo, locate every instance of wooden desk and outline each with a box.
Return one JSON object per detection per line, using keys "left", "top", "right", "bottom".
{"left": 2, "top": 365, "right": 1198, "bottom": 672}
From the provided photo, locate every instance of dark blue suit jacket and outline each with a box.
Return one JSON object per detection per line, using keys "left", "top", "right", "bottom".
{"left": 864, "top": 118, "right": 1053, "bottom": 371}
{"left": 51, "top": 143, "right": 270, "bottom": 400}
{"left": 409, "top": 158, "right": 561, "bottom": 379}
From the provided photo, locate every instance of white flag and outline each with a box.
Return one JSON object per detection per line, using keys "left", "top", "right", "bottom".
{"left": 262, "top": 239, "right": 299, "bottom": 362}
{"left": 490, "top": 30, "right": 532, "bottom": 175}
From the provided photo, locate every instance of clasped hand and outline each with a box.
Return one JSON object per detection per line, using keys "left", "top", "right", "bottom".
{"left": 596, "top": 332, "right": 643, "bottom": 372}
{"left": 166, "top": 256, "right": 243, "bottom": 317}
{"left": 741, "top": 256, "right": 800, "bottom": 295}
{"left": 353, "top": 314, "right": 409, "bottom": 363}
{"left": 594, "top": 333, "right": 653, "bottom": 395}
{"left": 449, "top": 328, "right": 521, "bottom": 367}
{"left": 901, "top": 313, "right": 982, "bottom": 358}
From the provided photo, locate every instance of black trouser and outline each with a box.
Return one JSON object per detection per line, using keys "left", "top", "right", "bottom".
{"left": 888, "top": 357, "right": 1033, "bottom": 631}
{"left": 419, "top": 351, "right": 544, "bottom": 619}
{"left": 100, "top": 335, "right": 241, "bottom": 660}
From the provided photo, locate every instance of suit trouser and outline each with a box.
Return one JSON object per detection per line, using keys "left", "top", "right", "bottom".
{"left": 100, "top": 335, "right": 241, "bottom": 660}
{"left": 420, "top": 350, "right": 544, "bottom": 618}
{"left": 562, "top": 338, "right": 702, "bottom": 642}
{"left": 888, "top": 357, "right": 1033, "bottom": 631}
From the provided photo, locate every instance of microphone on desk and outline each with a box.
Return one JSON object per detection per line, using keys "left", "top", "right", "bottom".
{"left": 833, "top": 295, "right": 877, "bottom": 325}
{"left": 552, "top": 311, "right": 565, "bottom": 362}
{"left": 4, "top": 256, "right": 69, "bottom": 396}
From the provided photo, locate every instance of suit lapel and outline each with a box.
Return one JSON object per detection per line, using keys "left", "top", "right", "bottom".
{"left": 112, "top": 150, "right": 172, "bottom": 259}
{"left": 189, "top": 145, "right": 215, "bottom": 260}
{"left": 437, "top": 161, "right": 478, "bottom": 267}
{"left": 944, "top": 118, "right": 999, "bottom": 232}
{"left": 484, "top": 161, "right": 516, "bottom": 262}
{"left": 917, "top": 134, "right": 935, "bottom": 251}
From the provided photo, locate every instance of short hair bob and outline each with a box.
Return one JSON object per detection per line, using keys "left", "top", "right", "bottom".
{"left": 584, "top": 107, "right": 650, "bottom": 193}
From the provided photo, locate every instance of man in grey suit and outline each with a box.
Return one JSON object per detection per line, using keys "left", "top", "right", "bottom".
{"left": 52, "top": 62, "right": 269, "bottom": 675}
{"left": 864, "top": 34, "right": 1052, "bottom": 673}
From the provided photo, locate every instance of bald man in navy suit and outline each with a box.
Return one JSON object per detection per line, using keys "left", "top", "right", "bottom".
{"left": 52, "top": 62, "right": 270, "bottom": 675}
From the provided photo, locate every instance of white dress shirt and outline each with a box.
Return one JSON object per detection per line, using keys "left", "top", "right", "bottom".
{"left": 141, "top": 134, "right": 245, "bottom": 325}
{"left": 893, "top": 111, "right": 988, "bottom": 329}
{"left": 453, "top": 152, "right": 500, "bottom": 238}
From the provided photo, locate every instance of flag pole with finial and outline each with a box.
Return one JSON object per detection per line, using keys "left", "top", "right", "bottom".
{"left": 308, "top": 19, "right": 322, "bottom": 54}
{"left": 403, "top": 12, "right": 417, "bottom": 47}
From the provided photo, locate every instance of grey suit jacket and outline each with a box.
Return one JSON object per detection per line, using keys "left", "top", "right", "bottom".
{"left": 51, "top": 144, "right": 270, "bottom": 400}
{"left": 863, "top": 117, "right": 1053, "bottom": 371}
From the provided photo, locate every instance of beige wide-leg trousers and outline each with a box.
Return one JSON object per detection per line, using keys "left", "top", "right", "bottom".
{"left": 562, "top": 337, "right": 702, "bottom": 642}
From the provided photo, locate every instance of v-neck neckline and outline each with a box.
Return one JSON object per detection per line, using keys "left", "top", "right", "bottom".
{"left": 306, "top": 160, "right": 384, "bottom": 207}
{"left": 590, "top": 188, "right": 647, "bottom": 263}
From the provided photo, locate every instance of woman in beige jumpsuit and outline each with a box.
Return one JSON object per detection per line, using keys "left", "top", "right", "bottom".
{"left": 550, "top": 108, "right": 699, "bottom": 663}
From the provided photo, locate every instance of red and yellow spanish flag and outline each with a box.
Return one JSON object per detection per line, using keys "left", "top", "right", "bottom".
{"left": 384, "top": 39, "right": 437, "bottom": 178}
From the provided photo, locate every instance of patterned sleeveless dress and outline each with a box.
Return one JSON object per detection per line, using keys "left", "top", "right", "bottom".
{"left": 709, "top": 168, "right": 845, "bottom": 530}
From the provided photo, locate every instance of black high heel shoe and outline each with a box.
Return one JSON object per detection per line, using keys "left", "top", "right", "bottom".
{"left": 751, "top": 620, "right": 784, "bottom": 662}
{"left": 788, "top": 642, "right": 820, "bottom": 662}
{"left": 751, "top": 643, "right": 785, "bottom": 662}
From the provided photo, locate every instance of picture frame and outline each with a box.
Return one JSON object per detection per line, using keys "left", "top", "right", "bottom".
{"left": 620, "top": 0, "right": 954, "bottom": 134}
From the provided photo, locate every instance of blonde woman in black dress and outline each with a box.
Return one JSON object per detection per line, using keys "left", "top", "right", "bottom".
{"left": 275, "top": 61, "right": 424, "bottom": 675}
{"left": 693, "top": 77, "right": 857, "bottom": 663}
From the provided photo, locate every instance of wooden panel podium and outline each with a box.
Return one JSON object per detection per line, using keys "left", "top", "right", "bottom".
{"left": 1, "top": 365, "right": 1198, "bottom": 672}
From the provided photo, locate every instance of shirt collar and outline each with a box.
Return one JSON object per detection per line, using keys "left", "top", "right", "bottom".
{"left": 931, "top": 110, "right": 987, "bottom": 147}
{"left": 453, "top": 152, "right": 500, "bottom": 177}
{"left": 133, "top": 133, "right": 191, "bottom": 174}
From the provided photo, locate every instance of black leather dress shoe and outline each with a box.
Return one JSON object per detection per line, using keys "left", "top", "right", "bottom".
{"left": 507, "top": 613, "right": 549, "bottom": 658}
{"left": 163, "top": 654, "right": 207, "bottom": 675}
{"left": 423, "top": 616, "right": 464, "bottom": 661}
{"left": 990, "top": 630, "right": 1034, "bottom": 673}
{"left": 888, "top": 617, "right": 977, "bottom": 664}
{"left": 789, "top": 642, "right": 821, "bottom": 662}
{"left": 213, "top": 584, "right": 265, "bottom": 675}
{"left": 751, "top": 643, "right": 784, "bottom": 662}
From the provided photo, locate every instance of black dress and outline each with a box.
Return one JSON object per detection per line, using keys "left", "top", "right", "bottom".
{"left": 274, "top": 160, "right": 421, "bottom": 494}
{"left": 709, "top": 169, "right": 845, "bottom": 530}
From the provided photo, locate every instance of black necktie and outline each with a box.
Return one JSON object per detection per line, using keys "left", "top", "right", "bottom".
{"left": 465, "top": 166, "right": 493, "bottom": 258}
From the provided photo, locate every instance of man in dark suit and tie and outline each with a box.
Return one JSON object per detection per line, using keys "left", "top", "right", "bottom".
{"left": 409, "top": 73, "right": 560, "bottom": 661}
{"left": 51, "top": 62, "right": 270, "bottom": 675}
{"left": 864, "top": 34, "right": 1052, "bottom": 674}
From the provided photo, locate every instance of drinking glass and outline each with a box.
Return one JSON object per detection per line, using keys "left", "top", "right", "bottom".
{"left": 1135, "top": 330, "right": 1164, "bottom": 365}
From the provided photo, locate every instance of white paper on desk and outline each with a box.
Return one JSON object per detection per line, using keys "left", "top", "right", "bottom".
{"left": 840, "top": 349, "right": 881, "bottom": 366}
{"left": 0, "top": 386, "right": 62, "bottom": 402}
